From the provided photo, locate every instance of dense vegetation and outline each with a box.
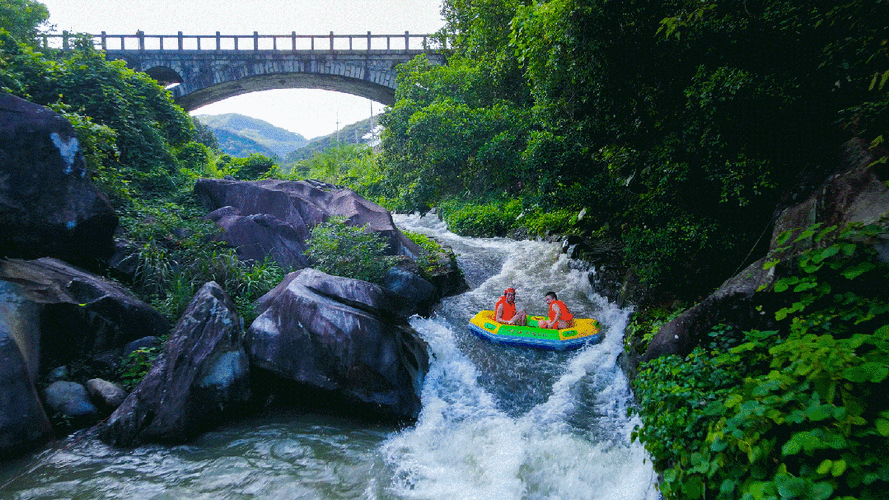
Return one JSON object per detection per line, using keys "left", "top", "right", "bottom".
{"left": 372, "top": 0, "right": 889, "bottom": 301}
{"left": 632, "top": 223, "right": 889, "bottom": 499}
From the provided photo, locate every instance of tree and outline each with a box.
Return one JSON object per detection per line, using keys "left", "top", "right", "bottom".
{"left": 0, "top": 0, "right": 49, "bottom": 42}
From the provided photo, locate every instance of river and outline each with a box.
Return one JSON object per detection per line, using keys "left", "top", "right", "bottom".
{"left": 0, "top": 213, "right": 660, "bottom": 499}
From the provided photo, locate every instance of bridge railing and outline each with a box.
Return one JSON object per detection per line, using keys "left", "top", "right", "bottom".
{"left": 41, "top": 31, "right": 446, "bottom": 52}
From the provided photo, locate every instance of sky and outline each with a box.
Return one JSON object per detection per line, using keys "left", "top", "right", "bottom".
{"left": 40, "top": 0, "right": 445, "bottom": 139}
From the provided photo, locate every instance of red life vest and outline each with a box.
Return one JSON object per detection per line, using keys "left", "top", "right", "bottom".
{"left": 495, "top": 296, "right": 516, "bottom": 321}
{"left": 548, "top": 300, "right": 574, "bottom": 322}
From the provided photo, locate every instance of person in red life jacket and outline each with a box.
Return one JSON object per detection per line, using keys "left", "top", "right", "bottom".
{"left": 540, "top": 291, "right": 575, "bottom": 329}
{"left": 495, "top": 287, "right": 527, "bottom": 326}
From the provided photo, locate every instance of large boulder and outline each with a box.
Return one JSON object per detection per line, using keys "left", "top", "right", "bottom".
{"left": 98, "top": 282, "right": 250, "bottom": 446}
{"left": 643, "top": 137, "right": 889, "bottom": 362}
{"left": 194, "top": 178, "right": 422, "bottom": 259}
{"left": 0, "top": 93, "right": 117, "bottom": 264}
{"left": 0, "top": 280, "right": 53, "bottom": 459}
{"left": 206, "top": 206, "right": 310, "bottom": 270}
{"left": 43, "top": 381, "right": 100, "bottom": 427}
{"left": 0, "top": 258, "right": 171, "bottom": 368}
{"left": 246, "top": 268, "right": 429, "bottom": 421}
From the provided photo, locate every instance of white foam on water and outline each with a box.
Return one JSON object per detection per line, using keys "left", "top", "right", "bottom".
{"left": 383, "top": 214, "right": 660, "bottom": 500}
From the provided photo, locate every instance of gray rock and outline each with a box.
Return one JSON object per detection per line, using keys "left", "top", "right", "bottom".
{"left": 0, "top": 258, "right": 171, "bottom": 368}
{"left": 246, "top": 268, "right": 429, "bottom": 421}
{"left": 47, "top": 365, "right": 69, "bottom": 383}
{"left": 207, "top": 208, "right": 310, "bottom": 270}
{"left": 194, "top": 178, "right": 422, "bottom": 259}
{"left": 86, "top": 378, "right": 128, "bottom": 411}
{"left": 44, "top": 381, "right": 99, "bottom": 424}
{"left": 0, "top": 282, "right": 53, "bottom": 458}
{"left": 98, "top": 282, "right": 250, "bottom": 446}
{"left": 383, "top": 265, "right": 436, "bottom": 316}
{"left": 0, "top": 93, "right": 117, "bottom": 264}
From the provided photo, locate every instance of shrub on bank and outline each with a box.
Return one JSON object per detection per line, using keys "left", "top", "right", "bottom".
{"left": 631, "top": 222, "right": 889, "bottom": 500}
{"left": 439, "top": 198, "right": 521, "bottom": 237}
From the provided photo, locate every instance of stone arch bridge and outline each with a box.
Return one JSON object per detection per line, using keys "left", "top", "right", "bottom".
{"left": 46, "top": 31, "right": 446, "bottom": 109}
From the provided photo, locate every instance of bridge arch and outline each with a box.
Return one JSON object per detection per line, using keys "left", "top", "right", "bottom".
{"left": 144, "top": 66, "right": 183, "bottom": 87}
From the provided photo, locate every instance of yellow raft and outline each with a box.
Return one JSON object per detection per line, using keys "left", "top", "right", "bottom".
{"left": 468, "top": 310, "right": 602, "bottom": 351}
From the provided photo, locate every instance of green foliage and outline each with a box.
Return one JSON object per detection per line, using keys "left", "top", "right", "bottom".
{"left": 402, "top": 229, "right": 459, "bottom": 282}
{"left": 517, "top": 207, "right": 578, "bottom": 236}
{"left": 377, "top": 0, "right": 889, "bottom": 301}
{"left": 118, "top": 346, "right": 162, "bottom": 391}
{"left": 232, "top": 153, "right": 276, "bottom": 180}
{"left": 293, "top": 142, "right": 377, "bottom": 188}
{"left": 0, "top": 35, "right": 198, "bottom": 206}
{"left": 0, "top": 0, "right": 49, "bottom": 43}
{"left": 439, "top": 198, "right": 521, "bottom": 237}
{"left": 305, "top": 216, "right": 399, "bottom": 284}
{"left": 633, "top": 222, "right": 889, "bottom": 499}
{"left": 402, "top": 230, "right": 444, "bottom": 254}
{"left": 120, "top": 198, "right": 286, "bottom": 322}
{"left": 378, "top": 56, "right": 533, "bottom": 212}
{"left": 191, "top": 117, "right": 219, "bottom": 150}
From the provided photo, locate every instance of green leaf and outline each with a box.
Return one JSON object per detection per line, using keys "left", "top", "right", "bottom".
{"left": 811, "top": 481, "right": 834, "bottom": 500}
{"left": 681, "top": 475, "right": 704, "bottom": 499}
{"left": 807, "top": 404, "right": 832, "bottom": 422}
{"left": 831, "top": 459, "right": 847, "bottom": 477}
{"left": 775, "top": 230, "right": 794, "bottom": 246}
{"left": 841, "top": 262, "right": 875, "bottom": 280}
{"left": 817, "top": 459, "right": 833, "bottom": 475}
{"left": 876, "top": 418, "right": 889, "bottom": 437}
{"left": 794, "top": 228, "right": 818, "bottom": 242}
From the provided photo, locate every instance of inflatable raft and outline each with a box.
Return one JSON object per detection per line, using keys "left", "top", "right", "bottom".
{"left": 468, "top": 310, "right": 602, "bottom": 351}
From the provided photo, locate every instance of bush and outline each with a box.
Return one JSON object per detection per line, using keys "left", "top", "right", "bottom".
{"left": 440, "top": 198, "right": 521, "bottom": 237}
{"left": 632, "top": 222, "right": 889, "bottom": 500}
{"left": 305, "top": 217, "right": 398, "bottom": 284}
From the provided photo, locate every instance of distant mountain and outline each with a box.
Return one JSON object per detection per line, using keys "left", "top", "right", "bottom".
{"left": 194, "top": 114, "right": 308, "bottom": 158}
{"left": 284, "top": 114, "right": 383, "bottom": 165}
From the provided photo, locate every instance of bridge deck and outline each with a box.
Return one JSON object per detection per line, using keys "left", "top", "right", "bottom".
{"left": 42, "top": 31, "right": 446, "bottom": 53}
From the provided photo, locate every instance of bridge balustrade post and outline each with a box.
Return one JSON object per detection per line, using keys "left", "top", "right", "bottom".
{"left": 292, "top": 31, "right": 296, "bottom": 52}
{"left": 404, "top": 31, "right": 409, "bottom": 50}
{"left": 137, "top": 30, "right": 145, "bottom": 51}
{"left": 100, "top": 31, "right": 106, "bottom": 50}
{"left": 329, "top": 31, "right": 334, "bottom": 51}
{"left": 178, "top": 31, "right": 184, "bottom": 51}
{"left": 62, "top": 30, "right": 69, "bottom": 50}
{"left": 215, "top": 31, "right": 221, "bottom": 51}
{"left": 367, "top": 31, "right": 371, "bottom": 50}
{"left": 349, "top": 35, "right": 352, "bottom": 50}
{"left": 254, "top": 31, "right": 259, "bottom": 51}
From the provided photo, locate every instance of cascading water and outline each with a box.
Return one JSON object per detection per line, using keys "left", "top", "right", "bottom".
{"left": 0, "top": 214, "right": 660, "bottom": 500}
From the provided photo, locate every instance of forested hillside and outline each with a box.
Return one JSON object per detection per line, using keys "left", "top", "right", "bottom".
{"left": 195, "top": 113, "right": 308, "bottom": 158}
{"left": 374, "top": 0, "right": 888, "bottom": 303}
